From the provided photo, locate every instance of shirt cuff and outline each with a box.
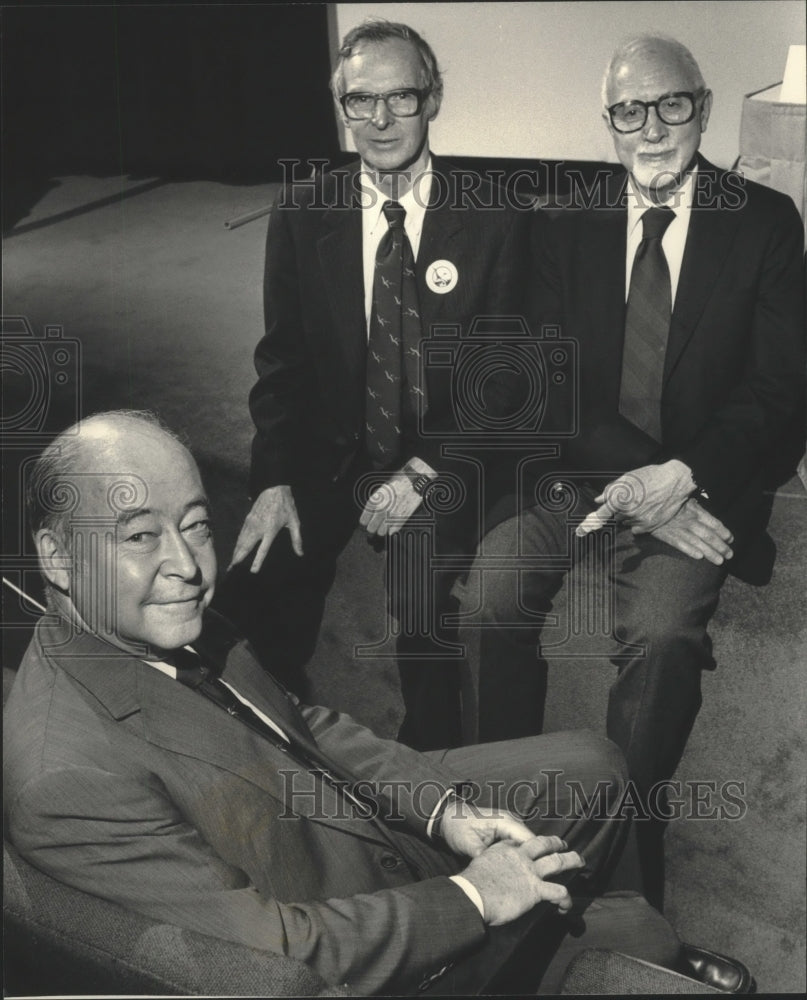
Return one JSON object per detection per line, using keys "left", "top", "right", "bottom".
{"left": 449, "top": 875, "right": 485, "bottom": 919}
{"left": 426, "top": 789, "right": 456, "bottom": 840}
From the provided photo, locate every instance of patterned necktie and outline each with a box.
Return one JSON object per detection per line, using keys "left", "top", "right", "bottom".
{"left": 619, "top": 206, "right": 675, "bottom": 442}
{"left": 365, "top": 200, "right": 426, "bottom": 469}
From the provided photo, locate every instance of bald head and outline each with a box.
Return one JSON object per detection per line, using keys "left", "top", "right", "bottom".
{"left": 27, "top": 410, "right": 188, "bottom": 539}
{"left": 30, "top": 410, "right": 216, "bottom": 658}
{"left": 602, "top": 35, "right": 705, "bottom": 108}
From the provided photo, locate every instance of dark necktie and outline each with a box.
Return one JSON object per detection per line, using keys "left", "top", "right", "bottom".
{"left": 365, "top": 200, "right": 426, "bottom": 469}
{"left": 619, "top": 206, "right": 675, "bottom": 442}
{"left": 171, "top": 647, "right": 374, "bottom": 815}
{"left": 172, "top": 646, "right": 291, "bottom": 745}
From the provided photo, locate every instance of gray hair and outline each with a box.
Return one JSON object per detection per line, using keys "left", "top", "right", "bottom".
{"left": 26, "top": 409, "right": 182, "bottom": 540}
{"left": 601, "top": 35, "right": 706, "bottom": 108}
{"left": 330, "top": 18, "right": 443, "bottom": 105}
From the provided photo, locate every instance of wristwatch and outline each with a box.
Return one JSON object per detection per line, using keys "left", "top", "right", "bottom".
{"left": 403, "top": 461, "right": 437, "bottom": 498}
{"left": 410, "top": 473, "right": 433, "bottom": 496}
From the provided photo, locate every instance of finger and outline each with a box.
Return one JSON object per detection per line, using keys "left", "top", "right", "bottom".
{"left": 538, "top": 880, "right": 574, "bottom": 913}
{"left": 657, "top": 527, "right": 724, "bottom": 563}
{"left": 250, "top": 536, "right": 273, "bottom": 574}
{"left": 370, "top": 507, "right": 389, "bottom": 534}
{"left": 229, "top": 523, "right": 259, "bottom": 569}
{"left": 690, "top": 505, "right": 733, "bottom": 541}
{"left": 364, "top": 513, "right": 383, "bottom": 536}
{"left": 490, "top": 813, "right": 533, "bottom": 845}
{"left": 575, "top": 505, "right": 610, "bottom": 537}
{"left": 534, "top": 850, "right": 585, "bottom": 880}
{"left": 519, "top": 835, "right": 568, "bottom": 860}
{"left": 688, "top": 523, "right": 734, "bottom": 559}
{"left": 359, "top": 503, "right": 372, "bottom": 528}
{"left": 288, "top": 514, "right": 304, "bottom": 557}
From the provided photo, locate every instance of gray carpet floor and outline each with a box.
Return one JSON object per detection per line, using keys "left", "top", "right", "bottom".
{"left": 3, "top": 175, "right": 805, "bottom": 993}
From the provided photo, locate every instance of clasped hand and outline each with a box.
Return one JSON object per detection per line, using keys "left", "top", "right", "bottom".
{"left": 443, "top": 800, "right": 585, "bottom": 924}
{"left": 577, "top": 459, "right": 696, "bottom": 535}
{"left": 575, "top": 459, "right": 733, "bottom": 565}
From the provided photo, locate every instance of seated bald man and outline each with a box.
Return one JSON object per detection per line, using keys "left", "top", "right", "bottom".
{"left": 4, "top": 410, "right": 684, "bottom": 995}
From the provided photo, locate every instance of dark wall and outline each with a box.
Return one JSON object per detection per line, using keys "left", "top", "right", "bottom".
{"left": 2, "top": 3, "right": 339, "bottom": 199}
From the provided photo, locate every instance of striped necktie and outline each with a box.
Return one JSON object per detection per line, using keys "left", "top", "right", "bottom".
{"left": 619, "top": 206, "right": 675, "bottom": 442}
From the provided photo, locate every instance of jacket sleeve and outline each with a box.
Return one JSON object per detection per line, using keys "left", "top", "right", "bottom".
{"left": 676, "top": 197, "right": 806, "bottom": 511}
{"left": 7, "top": 764, "right": 485, "bottom": 996}
{"left": 300, "top": 702, "right": 467, "bottom": 835}
{"left": 248, "top": 190, "right": 315, "bottom": 496}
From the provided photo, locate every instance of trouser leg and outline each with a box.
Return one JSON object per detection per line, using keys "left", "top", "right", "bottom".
{"left": 436, "top": 729, "right": 629, "bottom": 889}
{"left": 392, "top": 514, "right": 471, "bottom": 751}
{"left": 459, "top": 504, "right": 569, "bottom": 743}
{"left": 606, "top": 527, "right": 726, "bottom": 908}
{"left": 432, "top": 734, "right": 681, "bottom": 995}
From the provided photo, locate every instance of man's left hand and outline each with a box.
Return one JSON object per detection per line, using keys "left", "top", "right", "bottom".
{"left": 577, "top": 459, "right": 696, "bottom": 536}
{"left": 440, "top": 799, "right": 534, "bottom": 858}
{"left": 359, "top": 462, "right": 434, "bottom": 537}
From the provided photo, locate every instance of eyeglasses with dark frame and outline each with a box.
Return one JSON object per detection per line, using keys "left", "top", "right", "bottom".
{"left": 607, "top": 91, "right": 705, "bottom": 133}
{"left": 340, "top": 88, "right": 431, "bottom": 121}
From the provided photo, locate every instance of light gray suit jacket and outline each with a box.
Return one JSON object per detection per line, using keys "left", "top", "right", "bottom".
{"left": 4, "top": 612, "right": 486, "bottom": 994}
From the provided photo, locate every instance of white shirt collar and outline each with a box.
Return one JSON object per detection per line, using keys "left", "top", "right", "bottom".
{"left": 359, "top": 156, "right": 433, "bottom": 235}
{"left": 627, "top": 166, "right": 697, "bottom": 237}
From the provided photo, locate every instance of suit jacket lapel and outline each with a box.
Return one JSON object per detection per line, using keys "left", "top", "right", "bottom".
{"left": 43, "top": 618, "right": 398, "bottom": 844}
{"left": 417, "top": 157, "right": 464, "bottom": 334}
{"left": 584, "top": 174, "right": 628, "bottom": 394}
{"left": 665, "top": 159, "right": 742, "bottom": 382}
{"left": 316, "top": 166, "right": 366, "bottom": 394}
{"left": 44, "top": 620, "right": 288, "bottom": 792}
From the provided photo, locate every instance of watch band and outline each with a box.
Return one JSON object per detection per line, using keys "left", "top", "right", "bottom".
{"left": 410, "top": 473, "right": 432, "bottom": 496}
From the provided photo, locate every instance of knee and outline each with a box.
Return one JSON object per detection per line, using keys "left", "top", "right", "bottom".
{"left": 458, "top": 525, "right": 518, "bottom": 627}
{"left": 515, "top": 730, "right": 628, "bottom": 812}
{"left": 569, "top": 731, "right": 629, "bottom": 790}
{"left": 617, "top": 599, "right": 711, "bottom": 653}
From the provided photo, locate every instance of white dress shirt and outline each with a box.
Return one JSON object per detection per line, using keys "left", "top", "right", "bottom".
{"left": 625, "top": 167, "right": 696, "bottom": 305}
{"left": 360, "top": 161, "right": 433, "bottom": 332}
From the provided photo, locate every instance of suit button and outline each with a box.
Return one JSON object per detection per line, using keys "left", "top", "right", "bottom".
{"left": 380, "top": 853, "right": 401, "bottom": 870}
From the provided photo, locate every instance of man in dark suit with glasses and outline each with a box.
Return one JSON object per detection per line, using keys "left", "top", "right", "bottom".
{"left": 460, "top": 33, "right": 805, "bottom": 908}
{"left": 221, "top": 18, "right": 536, "bottom": 751}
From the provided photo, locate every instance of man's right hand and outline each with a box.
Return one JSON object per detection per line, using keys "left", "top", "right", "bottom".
{"left": 460, "top": 835, "right": 584, "bottom": 925}
{"left": 229, "top": 485, "right": 303, "bottom": 573}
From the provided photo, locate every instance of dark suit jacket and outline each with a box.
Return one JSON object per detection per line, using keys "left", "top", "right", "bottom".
{"left": 3, "top": 612, "right": 487, "bottom": 995}
{"left": 249, "top": 156, "right": 536, "bottom": 525}
{"left": 536, "top": 156, "right": 805, "bottom": 539}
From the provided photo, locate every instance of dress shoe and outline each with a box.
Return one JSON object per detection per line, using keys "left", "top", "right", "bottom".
{"left": 679, "top": 943, "right": 756, "bottom": 993}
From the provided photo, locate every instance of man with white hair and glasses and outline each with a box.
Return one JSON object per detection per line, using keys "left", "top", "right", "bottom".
{"left": 461, "top": 34, "right": 805, "bottom": 910}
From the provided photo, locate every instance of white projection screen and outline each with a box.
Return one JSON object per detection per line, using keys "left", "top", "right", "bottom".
{"left": 330, "top": 1, "right": 805, "bottom": 168}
